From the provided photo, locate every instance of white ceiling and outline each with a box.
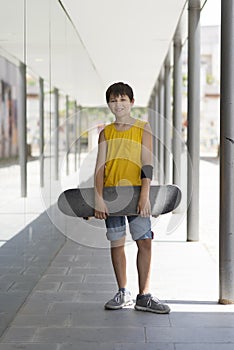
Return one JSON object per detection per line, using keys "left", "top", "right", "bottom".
{"left": 61, "top": 0, "right": 188, "bottom": 106}
{"left": 0, "top": 0, "right": 201, "bottom": 107}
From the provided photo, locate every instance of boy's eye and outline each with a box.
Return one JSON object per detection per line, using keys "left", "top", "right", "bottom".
{"left": 109, "top": 96, "right": 128, "bottom": 103}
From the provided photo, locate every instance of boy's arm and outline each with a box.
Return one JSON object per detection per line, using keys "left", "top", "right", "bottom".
{"left": 94, "top": 129, "right": 109, "bottom": 219}
{"left": 137, "top": 122, "right": 153, "bottom": 217}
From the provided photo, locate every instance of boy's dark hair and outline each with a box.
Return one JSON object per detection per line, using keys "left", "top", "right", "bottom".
{"left": 106, "top": 82, "right": 134, "bottom": 103}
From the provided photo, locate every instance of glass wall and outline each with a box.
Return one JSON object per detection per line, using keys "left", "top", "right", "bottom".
{"left": 0, "top": 0, "right": 94, "bottom": 193}
{"left": 0, "top": 0, "right": 147, "bottom": 247}
{"left": 0, "top": 0, "right": 101, "bottom": 244}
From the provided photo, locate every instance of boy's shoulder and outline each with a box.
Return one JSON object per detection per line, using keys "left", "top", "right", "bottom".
{"left": 104, "top": 122, "right": 114, "bottom": 129}
{"left": 135, "top": 119, "right": 148, "bottom": 128}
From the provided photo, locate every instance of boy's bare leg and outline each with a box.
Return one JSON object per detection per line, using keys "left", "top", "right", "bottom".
{"left": 110, "top": 237, "right": 127, "bottom": 289}
{"left": 136, "top": 239, "right": 152, "bottom": 294}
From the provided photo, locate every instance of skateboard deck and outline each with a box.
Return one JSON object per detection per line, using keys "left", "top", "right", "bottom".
{"left": 57, "top": 185, "right": 181, "bottom": 217}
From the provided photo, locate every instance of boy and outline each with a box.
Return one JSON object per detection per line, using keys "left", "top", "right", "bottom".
{"left": 94, "top": 82, "right": 170, "bottom": 314}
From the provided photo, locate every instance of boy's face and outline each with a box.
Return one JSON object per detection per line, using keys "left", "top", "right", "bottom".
{"left": 108, "top": 94, "right": 134, "bottom": 118}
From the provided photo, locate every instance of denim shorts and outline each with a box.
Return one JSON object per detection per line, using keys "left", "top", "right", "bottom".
{"left": 105, "top": 215, "right": 153, "bottom": 242}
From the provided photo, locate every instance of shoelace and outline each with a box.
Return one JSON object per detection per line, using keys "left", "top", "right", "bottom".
{"left": 146, "top": 295, "right": 161, "bottom": 307}
{"left": 114, "top": 291, "right": 122, "bottom": 303}
{"left": 114, "top": 290, "right": 130, "bottom": 303}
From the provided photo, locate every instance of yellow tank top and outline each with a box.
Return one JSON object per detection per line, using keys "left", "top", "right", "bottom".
{"left": 104, "top": 119, "right": 147, "bottom": 187}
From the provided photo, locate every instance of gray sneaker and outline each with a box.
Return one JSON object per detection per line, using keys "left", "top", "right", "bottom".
{"left": 105, "top": 290, "right": 133, "bottom": 310}
{"left": 135, "top": 293, "right": 170, "bottom": 314}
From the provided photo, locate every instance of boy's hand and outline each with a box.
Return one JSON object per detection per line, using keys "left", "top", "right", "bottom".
{"left": 95, "top": 197, "right": 109, "bottom": 220}
{"left": 137, "top": 194, "right": 151, "bottom": 217}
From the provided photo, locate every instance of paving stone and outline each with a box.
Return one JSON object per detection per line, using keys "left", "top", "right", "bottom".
{"left": 59, "top": 282, "right": 117, "bottom": 292}
{"left": 48, "top": 302, "right": 104, "bottom": 315}
{"left": 34, "top": 327, "right": 145, "bottom": 343}
{"left": 170, "top": 312, "right": 234, "bottom": 328}
{"left": 50, "top": 260, "right": 90, "bottom": 268}
{"left": 11, "top": 313, "right": 71, "bottom": 327}
{"left": 1, "top": 327, "right": 37, "bottom": 342}
{"left": 0, "top": 282, "right": 15, "bottom": 292}
{"left": 0, "top": 344, "right": 59, "bottom": 350}
{"left": 58, "top": 246, "right": 88, "bottom": 255}
{"left": 0, "top": 292, "right": 27, "bottom": 313}
{"left": 68, "top": 267, "right": 113, "bottom": 275}
{"left": 52, "top": 255, "right": 76, "bottom": 263}
{"left": 175, "top": 344, "right": 234, "bottom": 350}
{"left": 146, "top": 327, "right": 234, "bottom": 343}
{"left": 60, "top": 342, "right": 174, "bottom": 350}
{"left": 83, "top": 274, "right": 117, "bottom": 283}
{"left": 9, "top": 281, "right": 39, "bottom": 292}
{"left": 77, "top": 291, "right": 118, "bottom": 303}
{"left": 75, "top": 255, "right": 112, "bottom": 264}
{"left": 60, "top": 343, "right": 116, "bottom": 350}
{"left": 69, "top": 304, "right": 170, "bottom": 327}
{"left": 21, "top": 266, "right": 53, "bottom": 275}
{"left": 0, "top": 267, "right": 23, "bottom": 274}
{"left": 32, "top": 282, "right": 61, "bottom": 292}
{"left": 112, "top": 344, "right": 174, "bottom": 350}
{"left": 40, "top": 275, "right": 84, "bottom": 283}
{"left": 19, "top": 301, "right": 51, "bottom": 315}
{"left": 42, "top": 267, "right": 69, "bottom": 275}
{"left": 0, "top": 274, "right": 38, "bottom": 282}
{"left": 28, "top": 291, "right": 78, "bottom": 303}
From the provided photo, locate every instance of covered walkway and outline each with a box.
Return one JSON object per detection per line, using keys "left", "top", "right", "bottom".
{"left": 1, "top": 0, "right": 234, "bottom": 349}
{"left": 1, "top": 155, "right": 234, "bottom": 349}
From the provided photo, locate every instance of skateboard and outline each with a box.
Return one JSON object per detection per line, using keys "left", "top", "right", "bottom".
{"left": 57, "top": 185, "right": 181, "bottom": 218}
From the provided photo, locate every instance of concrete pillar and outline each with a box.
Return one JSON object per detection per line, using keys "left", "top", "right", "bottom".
{"left": 18, "top": 62, "right": 27, "bottom": 197}
{"left": 78, "top": 106, "right": 82, "bottom": 168}
{"left": 66, "top": 95, "right": 69, "bottom": 176}
{"left": 149, "top": 94, "right": 157, "bottom": 180}
{"left": 74, "top": 101, "right": 78, "bottom": 172}
{"left": 158, "top": 70, "right": 165, "bottom": 184}
{"left": 54, "top": 88, "right": 59, "bottom": 181}
{"left": 173, "top": 30, "right": 183, "bottom": 190}
{"left": 219, "top": 0, "right": 234, "bottom": 304}
{"left": 39, "top": 77, "right": 44, "bottom": 187}
{"left": 187, "top": 0, "right": 201, "bottom": 241}
{"left": 154, "top": 88, "right": 159, "bottom": 182}
{"left": 164, "top": 49, "right": 172, "bottom": 184}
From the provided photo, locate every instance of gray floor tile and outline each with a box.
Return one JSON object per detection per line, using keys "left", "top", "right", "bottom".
{"left": 43, "top": 267, "right": 69, "bottom": 275}
{"left": 33, "top": 282, "right": 61, "bottom": 292}
{"left": 60, "top": 342, "right": 174, "bottom": 350}
{"left": 19, "top": 301, "right": 51, "bottom": 315}
{"left": 60, "top": 343, "right": 115, "bottom": 350}
{"left": 50, "top": 260, "right": 90, "bottom": 268}
{"left": 175, "top": 344, "right": 234, "bottom": 350}
{"left": 12, "top": 313, "right": 71, "bottom": 327}
{"left": 27, "top": 291, "right": 78, "bottom": 303}
{"left": 1, "top": 327, "right": 37, "bottom": 342}
{"left": 70, "top": 304, "right": 170, "bottom": 327}
{"left": 77, "top": 290, "right": 118, "bottom": 303}
{"left": 34, "top": 327, "right": 145, "bottom": 343}
{"left": 60, "top": 282, "right": 117, "bottom": 292}
{"left": 170, "top": 312, "right": 234, "bottom": 328}
{"left": 146, "top": 327, "right": 234, "bottom": 343}
{"left": 113, "top": 344, "right": 174, "bottom": 350}
{"left": 40, "top": 275, "right": 84, "bottom": 283}
{"left": 68, "top": 267, "right": 113, "bottom": 275}
{"left": 0, "top": 345, "right": 59, "bottom": 350}
{"left": 84, "top": 274, "right": 117, "bottom": 283}
{"left": 52, "top": 255, "right": 76, "bottom": 263}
